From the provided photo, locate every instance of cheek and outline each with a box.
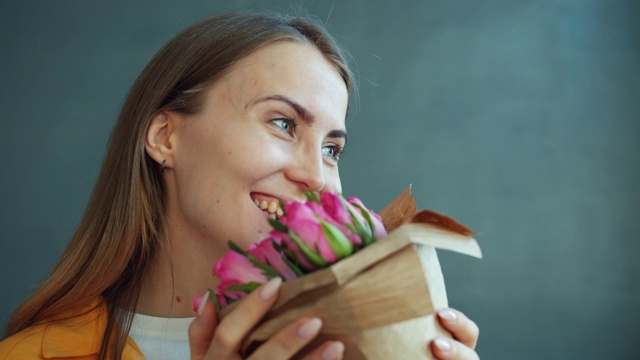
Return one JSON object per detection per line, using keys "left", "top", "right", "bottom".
{"left": 324, "top": 169, "right": 342, "bottom": 193}
{"left": 237, "top": 139, "right": 294, "bottom": 176}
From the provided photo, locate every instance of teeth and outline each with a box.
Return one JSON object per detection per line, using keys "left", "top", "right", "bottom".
{"left": 253, "top": 196, "right": 283, "bottom": 216}
{"left": 268, "top": 201, "right": 278, "bottom": 213}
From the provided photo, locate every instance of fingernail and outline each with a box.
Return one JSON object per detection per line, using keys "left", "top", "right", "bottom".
{"left": 322, "top": 341, "right": 345, "bottom": 360}
{"left": 434, "top": 338, "right": 451, "bottom": 353}
{"left": 197, "top": 290, "right": 209, "bottom": 316}
{"left": 260, "top": 277, "right": 282, "bottom": 301}
{"left": 438, "top": 309, "right": 458, "bottom": 322}
{"left": 297, "top": 318, "right": 322, "bottom": 339}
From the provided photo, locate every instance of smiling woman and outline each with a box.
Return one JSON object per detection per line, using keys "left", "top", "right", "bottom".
{"left": 0, "top": 11, "right": 478, "bottom": 360}
{"left": 139, "top": 41, "right": 350, "bottom": 320}
{"left": 148, "top": 42, "right": 348, "bottom": 260}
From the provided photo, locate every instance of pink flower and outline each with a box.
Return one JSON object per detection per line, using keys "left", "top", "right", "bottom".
{"left": 320, "top": 191, "right": 352, "bottom": 224}
{"left": 213, "top": 250, "right": 269, "bottom": 303}
{"left": 214, "top": 290, "right": 229, "bottom": 309}
{"left": 348, "top": 197, "right": 387, "bottom": 239}
{"left": 248, "top": 239, "right": 298, "bottom": 280}
{"left": 208, "top": 191, "right": 386, "bottom": 309}
{"left": 279, "top": 201, "right": 339, "bottom": 263}
{"left": 192, "top": 295, "right": 203, "bottom": 313}
{"left": 270, "top": 230, "right": 316, "bottom": 270}
{"left": 215, "top": 279, "right": 249, "bottom": 304}
{"left": 319, "top": 192, "right": 364, "bottom": 247}
{"left": 213, "top": 250, "right": 268, "bottom": 284}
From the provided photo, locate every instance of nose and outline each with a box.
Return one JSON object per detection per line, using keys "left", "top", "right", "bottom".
{"left": 285, "top": 145, "right": 326, "bottom": 193}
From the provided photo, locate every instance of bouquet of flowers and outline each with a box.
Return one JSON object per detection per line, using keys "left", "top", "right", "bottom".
{"left": 198, "top": 186, "right": 481, "bottom": 359}
{"left": 196, "top": 191, "right": 387, "bottom": 310}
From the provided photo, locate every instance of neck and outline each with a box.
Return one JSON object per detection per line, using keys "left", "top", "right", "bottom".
{"left": 136, "top": 224, "right": 224, "bottom": 318}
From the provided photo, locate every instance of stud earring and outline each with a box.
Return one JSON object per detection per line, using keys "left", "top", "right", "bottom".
{"left": 161, "top": 159, "right": 166, "bottom": 174}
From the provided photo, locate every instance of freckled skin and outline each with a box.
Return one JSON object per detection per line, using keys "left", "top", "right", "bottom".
{"left": 137, "top": 42, "right": 349, "bottom": 318}
{"left": 166, "top": 42, "right": 347, "bottom": 254}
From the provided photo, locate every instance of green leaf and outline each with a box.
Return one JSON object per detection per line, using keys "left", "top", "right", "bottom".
{"left": 274, "top": 241, "right": 303, "bottom": 269}
{"left": 228, "top": 240, "right": 248, "bottom": 256}
{"left": 345, "top": 203, "right": 370, "bottom": 235}
{"left": 228, "top": 241, "right": 279, "bottom": 278}
{"left": 281, "top": 256, "right": 306, "bottom": 276}
{"left": 269, "top": 218, "right": 289, "bottom": 233}
{"left": 226, "top": 281, "right": 262, "bottom": 293}
{"left": 351, "top": 202, "right": 378, "bottom": 246}
{"left": 246, "top": 253, "right": 279, "bottom": 278}
{"left": 345, "top": 205, "right": 374, "bottom": 243}
{"left": 280, "top": 246, "right": 312, "bottom": 273}
{"left": 289, "top": 232, "right": 329, "bottom": 267}
{"left": 270, "top": 240, "right": 305, "bottom": 276}
{"left": 208, "top": 289, "right": 221, "bottom": 311}
{"left": 304, "top": 190, "right": 320, "bottom": 203}
{"left": 320, "top": 221, "right": 354, "bottom": 259}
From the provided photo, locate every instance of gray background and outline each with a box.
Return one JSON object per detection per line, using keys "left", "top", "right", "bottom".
{"left": 1, "top": 1, "right": 639, "bottom": 359}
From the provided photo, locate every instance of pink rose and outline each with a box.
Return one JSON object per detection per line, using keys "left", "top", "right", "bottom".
{"left": 318, "top": 192, "right": 364, "bottom": 247}
{"left": 215, "top": 279, "right": 249, "bottom": 305}
{"left": 270, "top": 230, "right": 316, "bottom": 270}
{"left": 192, "top": 295, "right": 203, "bottom": 313}
{"left": 248, "top": 239, "right": 298, "bottom": 281}
{"left": 213, "top": 250, "right": 269, "bottom": 284}
{"left": 320, "top": 191, "right": 352, "bottom": 224}
{"left": 208, "top": 191, "right": 386, "bottom": 310}
{"left": 212, "top": 250, "right": 269, "bottom": 304}
{"left": 348, "top": 196, "right": 387, "bottom": 239}
{"left": 279, "top": 201, "right": 339, "bottom": 264}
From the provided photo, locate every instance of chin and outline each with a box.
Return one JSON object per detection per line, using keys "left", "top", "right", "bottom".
{"left": 233, "top": 224, "right": 270, "bottom": 249}
{"left": 253, "top": 223, "right": 273, "bottom": 242}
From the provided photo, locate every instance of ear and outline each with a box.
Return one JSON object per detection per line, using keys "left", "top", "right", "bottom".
{"left": 145, "top": 111, "right": 179, "bottom": 172}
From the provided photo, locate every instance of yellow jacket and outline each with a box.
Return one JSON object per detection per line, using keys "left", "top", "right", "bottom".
{"left": 0, "top": 300, "right": 144, "bottom": 359}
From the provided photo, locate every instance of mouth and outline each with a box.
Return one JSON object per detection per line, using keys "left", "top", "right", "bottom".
{"left": 250, "top": 192, "right": 284, "bottom": 219}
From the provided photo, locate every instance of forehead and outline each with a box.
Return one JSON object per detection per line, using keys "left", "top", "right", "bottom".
{"left": 210, "top": 41, "right": 349, "bottom": 127}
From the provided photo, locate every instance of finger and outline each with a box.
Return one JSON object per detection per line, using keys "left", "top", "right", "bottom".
{"left": 437, "top": 308, "right": 479, "bottom": 349}
{"left": 210, "top": 277, "right": 282, "bottom": 358}
{"left": 301, "top": 340, "right": 345, "bottom": 360}
{"left": 430, "top": 337, "right": 479, "bottom": 360}
{"left": 189, "top": 291, "right": 219, "bottom": 360}
{"left": 248, "top": 317, "right": 326, "bottom": 359}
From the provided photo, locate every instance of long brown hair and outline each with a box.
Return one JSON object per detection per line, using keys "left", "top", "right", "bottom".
{"left": 5, "top": 11, "right": 353, "bottom": 359}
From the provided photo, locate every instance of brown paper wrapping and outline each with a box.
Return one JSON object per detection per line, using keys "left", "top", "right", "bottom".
{"left": 220, "top": 186, "right": 482, "bottom": 359}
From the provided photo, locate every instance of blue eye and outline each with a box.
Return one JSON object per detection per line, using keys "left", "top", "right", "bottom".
{"left": 322, "top": 145, "right": 343, "bottom": 162}
{"left": 272, "top": 118, "right": 296, "bottom": 135}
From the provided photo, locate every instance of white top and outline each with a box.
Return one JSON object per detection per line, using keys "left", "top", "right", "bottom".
{"left": 128, "top": 313, "right": 195, "bottom": 359}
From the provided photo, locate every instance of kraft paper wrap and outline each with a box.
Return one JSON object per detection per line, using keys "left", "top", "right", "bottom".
{"left": 219, "top": 186, "right": 482, "bottom": 359}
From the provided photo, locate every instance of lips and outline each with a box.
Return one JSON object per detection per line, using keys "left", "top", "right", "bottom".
{"left": 250, "top": 193, "right": 284, "bottom": 218}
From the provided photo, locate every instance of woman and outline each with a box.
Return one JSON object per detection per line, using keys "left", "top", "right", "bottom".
{"left": 1, "top": 12, "right": 479, "bottom": 359}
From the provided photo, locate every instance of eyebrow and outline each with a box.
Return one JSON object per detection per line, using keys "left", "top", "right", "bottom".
{"left": 327, "top": 129, "right": 347, "bottom": 143}
{"left": 252, "top": 94, "right": 347, "bottom": 143}
{"left": 254, "top": 94, "right": 315, "bottom": 125}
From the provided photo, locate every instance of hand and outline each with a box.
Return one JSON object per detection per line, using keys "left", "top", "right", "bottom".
{"left": 189, "top": 277, "right": 345, "bottom": 359}
{"left": 430, "top": 308, "right": 480, "bottom": 360}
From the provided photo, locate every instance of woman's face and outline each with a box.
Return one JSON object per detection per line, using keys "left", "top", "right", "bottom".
{"left": 167, "top": 41, "right": 349, "bottom": 253}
